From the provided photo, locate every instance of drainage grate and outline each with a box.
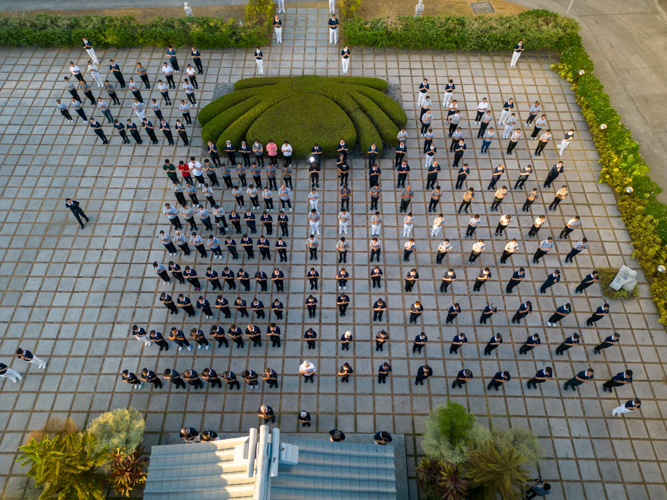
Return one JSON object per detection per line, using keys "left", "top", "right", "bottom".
{"left": 470, "top": 1, "right": 495, "bottom": 14}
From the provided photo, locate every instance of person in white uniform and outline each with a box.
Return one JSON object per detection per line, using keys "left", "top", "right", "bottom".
{"left": 88, "top": 61, "right": 104, "bottom": 87}
{"left": 254, "top": 47, "right": 264, "bottom": 74}
{"left": 558, "top": 129, "right": 575, "bottom": 156}
{"left": 82, "top": 38, "right": 98, "bottom": 65}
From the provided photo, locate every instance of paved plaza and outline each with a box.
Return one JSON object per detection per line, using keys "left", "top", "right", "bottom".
{"left": 1, "top": 7, "right": 666, "bottom": 500}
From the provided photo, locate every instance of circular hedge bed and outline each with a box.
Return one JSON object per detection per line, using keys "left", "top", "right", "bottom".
{"left": 199, "top": 75, "right": 407, "bottom": 158}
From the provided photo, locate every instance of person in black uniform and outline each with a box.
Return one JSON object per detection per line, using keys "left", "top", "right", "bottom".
{"left": 237, "top": 268, "right": 251, "bottom": 292}
{"left": 594, "top": 332, "right": 620, "bottom": 354}
{"left": 306, "top": 295, "right": 318, "bottom": 318}
{"left": 378, "top": 362, "right": 392, "bottom": 383}
{"left": 487, "top": 371, "right": 510, "bottom": 391}
{"left": 262, "top": 323, "right": 279, "bottom": 348}
{"left": 563, "top": 368, "right": 594, "bottom": 391}
{"left": 512, "top": 301, "right": 532, "bottom": 324}
{"left": 375, "top": 330, "right": 389, "bottom": 351}
{"left": 338, "top": 362, "right": 353, "bottom": 383}
{"left": 555, "top": 333, "right": 580, "bottom": 355}
{"left": 142, "top": 118, "right": 159, "bottom": 145}
{"left": 340, "top": 331, "right": 353, "bottom": 350}
{"left": 337, "top": 293, "right": 350, "bottom": 316}
{"left": 113, "top": 119, "right": 130, "bottom": 144}
{"left": 180, "top": 427, "right": 199, "bottom": 443}
{"left": 202, "top": 368, "right": 223, "bottom": 388}
{"left": 518, "top": 333, "right": 541, "bottom": 354}
{"left": 271, "top": 267, "right": 285, "bottom": 292}
{"left": 250, "top": 298, "right": 265, "bottom": 320}
{"left": 415, "top": 364, "right": 433, "bottom": 385}
{"left": 298, "top": 411, "right": 311, "bottom": 427}
{"left": 246, "top": 323, "right": 262, "bottom": 347}
{"left": 307, "top": 268, "right": 319, "bottom": 290}
{"left": 329, "top": 430, "right": 345, "bottom": 442}
{"left": 222, "top": 370, "right": 241, "bottom": 390}
{"left": 206, "top": 267, "right": 222, "bottom": 291}
{"left": 243, "top": 370, "right": 259, "bottom": 389}
{"left": 190, "top": 327, "right": 210, "bottom": 350}
{"left": 371, "top": 265, "right": 383, "bottom": 288}
{"left": 175, "top": 120, "right": 188, "bottom": 145}
{"left": 483, "top": 333, "right": 502, "bottom": 355}
{"left": 505, "top": 267, "right": 525, "bottom": 293}
{"left": 163, "top": 368, "right": 186, "bottom": 389}
{"left": 160, "top": 293, "right": 178, "bottom": 314}
{"left": 258, "top": 405, "right": 276, "bottom": 423}
{"left": 449, "top": 332, "right": 467, "bottom": 354}
{"left": 452, "top": 368, "right": 473, "bottom": 389}
{"left": 122, "top": 370, "right": 142, "bottom": 389}
{"left": 373, "top": 298, "right": 387, "bottom": 321}
{"left": 526, "top": 367, "right": 553, "bottom": 389}
{"left": 234, "top": 297, "right": 250, "bottom": 318}
{"left": 184, "top": 369, "right": 203, "bottom": 389}
{"left": 196, "top": 296, "right": 214, "bottom": 319}
{"left": 141, "top": 368, "right": 162, "bottom": 389}
{"left": 149, "top": 330, "right": 169, "bottom": 351}
{"left": 228, "top": 324, "right": 244, "bottom": 348}
{"left": 270, "top": 298, "right": 284, "bottom": 319}
{"left": 304, "top": 328, "right": 317, "bottom": 349}
{"left": 65, "top": 198, "right": 90, "bottom": 228}
{"left": 374, "top": 431, "right": 393, "bottom": 445}
{"left": 263, "top": 367, "right": 279, "bottom": 388}
{"left": 445, "top": 303, "right": 461, "bottom": 324}
{"left": 413, "top": 332, "right": 427, "bottom": 354}
{"left": 215, "top": 295, "right": 231, "bottom": 319}
{"left": 127, "top": 120, "right": 142, "bottom": 144}
{"left": 201, "top": 430, "right": 219, "bottom": 442}
{"left": 210, "top": 325, "right": 229, "bottom": 348}
{"left": 169, "top": 327, "right": 192, "bottom": 351}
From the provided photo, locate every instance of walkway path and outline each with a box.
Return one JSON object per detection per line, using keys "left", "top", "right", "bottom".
{"left": 0, "top": 6, "right": 665, "bottom": 500}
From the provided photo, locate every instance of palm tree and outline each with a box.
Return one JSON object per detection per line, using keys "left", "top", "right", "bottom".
{"left": 17, "top": 432, "right": 108, "bottom": 500}
{"left": 465, "top": 440, "right": 530, "bottom": 500}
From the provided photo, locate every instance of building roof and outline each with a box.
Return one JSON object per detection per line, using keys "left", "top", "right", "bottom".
{"left": 144, "top": 428, "right": 397, "bottom": 500}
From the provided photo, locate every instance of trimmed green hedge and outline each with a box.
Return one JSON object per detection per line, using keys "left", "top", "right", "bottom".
{"left": 345, "top": 8, "right": 667, "bottom": 325}
{"left": 247, "top": 93, "right": 358, "bottom": 158}
{"left": 0, "top": 14, "right": 269, "bottom": 49}
{"left": 199, "top": 75, "right": 407, "bottom": 157}
{"left": 342, "top": 10, "right": 579, "bottom": 50}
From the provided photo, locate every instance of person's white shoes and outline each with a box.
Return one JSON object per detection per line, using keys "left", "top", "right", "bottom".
{"left": 206, "top": 344, "right": 210, "bottom": 350}
{"left": 187, "top": 346, "right": 192, "bottom": 351}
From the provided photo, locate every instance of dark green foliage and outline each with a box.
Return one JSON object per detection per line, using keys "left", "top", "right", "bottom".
{"left": 435, "top": 401, "right": 476, "bottom": 448}
{"left": 247, "top": 94, "right": 357, "bottom": 158}
{"left": 0, "top": 14, "right": 269, "bottom": 49}
{"left": 199, "top": 75, "right": 406, "bottom": 158}
{"left": 201, "top": 96, "right": 262, "bottom": 144}
{"left": 644, "top": 201, "right": 667, "bottom": 244}
{"left": 342, "top": 10, "right": 580, "bottom": 51}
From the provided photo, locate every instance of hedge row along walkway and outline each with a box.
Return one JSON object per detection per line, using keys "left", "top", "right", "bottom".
{"left": 0, "top": 7, "right": 665, "bottom": 500}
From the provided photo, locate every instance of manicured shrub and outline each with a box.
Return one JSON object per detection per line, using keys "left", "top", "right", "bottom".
{"left": 86, "top": 408, "right": 145, "bottom": 454}
{"left": 465, "top": 441, "right": 530, "bottom": 500}
{"left": 199, "top": 75, "right": 406, "bottom": 158}
{"left": 342, "top": 10, "right": 579, "bottom": 51}
{"left": 246, "top": 93, "right": 357, "bottom": 158}
{"left": 0, "top": 14, "right": 269, "bottom": 49}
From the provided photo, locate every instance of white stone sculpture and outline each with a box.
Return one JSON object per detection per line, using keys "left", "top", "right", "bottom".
{"left": 184, "top": 2, "right": 194, "bottom": 17}
{"left": 415, "top": 0, "right": 424, "bottom": 18}
{"left": 609, "top": 265, "right": 638, "bottom": 292}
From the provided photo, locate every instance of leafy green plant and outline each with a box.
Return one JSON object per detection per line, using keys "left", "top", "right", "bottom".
{"left": 107, "top": 446, "right": 149, "bottom": 497}
{"left": 245, "top": 0, "right": 273, "bottom": 29}
{"left": 466, "top": 440, "right": 530, "bottom": 500}
{"left": 86, "top": 407, "right": 145, "bottom": 455}
{"left": 416, "top": 458, "right": 468, "bottom": 500}
{"left": 199, "top": 75, "right": 407, "bottom": 157}
{"left": 0, "top": 14, "right": 269, "bottom": 49}
{"left": 342, "top": 10, "right": 579, "bottom": 50}
{"left": 340, "top": 0, "right": 362, "bottom": 18}
{"left": 489, "top": 426, "right": 545, "bottom": 468}
{"left": 421, "top": 401, "right": 491, "bottom": 464}
{"left": 17, "top": 432, "right": 109, "bottom": 500}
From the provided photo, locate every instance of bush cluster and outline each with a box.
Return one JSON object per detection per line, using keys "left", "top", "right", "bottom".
{"left": 0, "top": 14, "right": 269, "bottom": 49}
{"left": 342, "top": 10, "right": 579, "bottom": 50}
{"left": 347, "top": 9, "right": 667, "bottom": 325}
{"left": 199, "top": 75, "right": 407, "bottom": 158}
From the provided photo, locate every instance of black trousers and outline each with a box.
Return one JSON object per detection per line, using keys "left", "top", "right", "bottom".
{"left": 445, "top": 313, "right": 457, "bottom": 324}
{"left": 452, "top": 379, "right": 467, "bottom": 389}
{"left": 413, "top": 344, "right": 424, "bottom": 354}
{"left": 526, "top": 378, "right": 544, "bottom": 389}
{"left": 140, "top": 74, "right": 150, "bottom": 88}
{"left": 226, "top": 380, "right": 241, "bottom": 390}
{"left": 458, "top": 200, "right": 471, "bottom": 213}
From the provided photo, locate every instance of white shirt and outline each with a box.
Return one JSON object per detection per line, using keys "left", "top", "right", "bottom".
{"left": 505, "top": 241, "right": 518, "bottom": 252}
{"left": 189, "top": 161, "right": 202, "bottom": 176}
{"left": 299, "top": 361, "right": 316, "bottom": 375}
{"left": 282, "top": 144, "right": 293, "bottom": 156}
{"left": 162, "top": 65, "right": 174, "bottom": 76}
{"left": 158, "top": 82, "right": 168, "bottom": 92}
{"left": 472, "top": 242, "right": 486, "bottom": 252}
{"left": 186, "top": 67, "right": 196, "bottom": 78}
{"left": 433, "top": 217, "right": 444, "bottom": 228}
{"left": 477, "top": 101, "right": 489, "bottom": 112}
